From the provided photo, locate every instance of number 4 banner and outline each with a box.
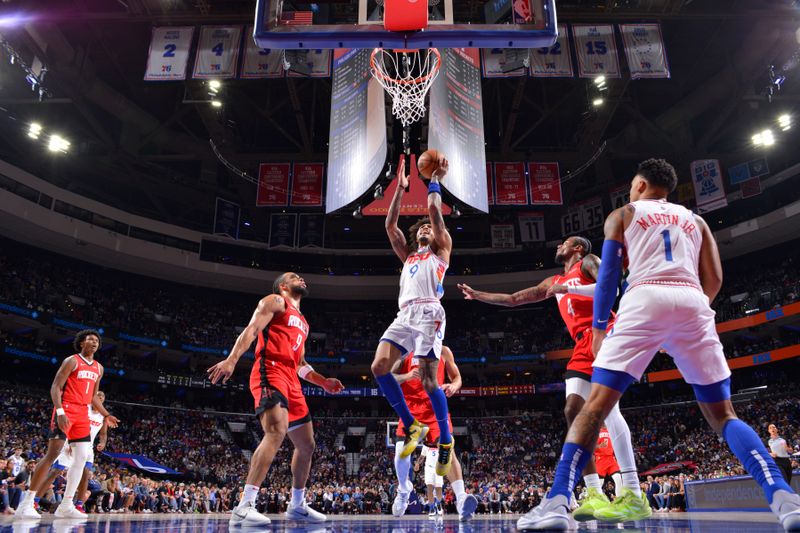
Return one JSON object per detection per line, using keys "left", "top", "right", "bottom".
{"left": 572, "top": 24, "right": 621, "bottom": 78}
{"left": 518, "top": 212, "right": 545, "bottom": 242}
{"left": 145, "top": 27, "right": 194, "bottom": 81}
{"left": 193, "top": 26, "right": 243, "bottom": 79}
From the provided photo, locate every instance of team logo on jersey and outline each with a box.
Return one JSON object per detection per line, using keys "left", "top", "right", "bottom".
{"left": 287, "top": 314, "right": 309, "bottom": 335}
{"left": 77, "top": 370, "right": 99, "bottom": 381}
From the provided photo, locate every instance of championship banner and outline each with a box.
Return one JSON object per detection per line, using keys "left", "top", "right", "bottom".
{"left": 530, "top": 24, "right": 574, "bottom": 78}
{"left": 287, "top": 49, "right": 332, "bottom": 78}
{"left": 690, "top": 159, "right": 728, "bottom": 214}
{"left": 487, "top": 163, "right": 495, "bottom": 205}
{"left": 103, "top": 453, "right": 180, "bottom": 475}
{"left": 213, "top": 197, "right": 240, "bottom": 239}
{"left": 572, "top": 24, "right": 621, "bottom": 78}
{"left": 241, "top": 27, "right": 283, "bottom": 78}
{"left": 619, "top": 23, "right": 670, "bottom": 79}
{"left": 529, "top": 162, "right": 563, "bottom": 205}
{"left": 192, "top": 26, "right": 243, "bottom": 79}
{"left": 518, "top": 212, "right": 545, "bottom": 242}
{"left": 290, "top": 163, "right": 324, "bottom": 206}
{"left": 561, "top": 197, "right": 603, "bottom": 236}
{"left": 481, "top": 48, "right": 528, "bottom": 78}
{"left": 298, "top": 214, "right": 325, "bottom": 247}
{"left": 144, "top": 27, "right": 194, "bottom": 81}
{"left": 610, "top": 184, "right": 630, "bottom": 210}
{"left": 256, "top": 163, "right": 290, "bottom": 206}
{"left": 740, "top": 177, "right": 762, "bottom": 199}
{"left": 491, "top": 224, "right": 515, "bottom": 248}
{"left": 494, "top": 163, "right": 528, "bottom": 205}
{"left": 269, "top": 213, "right": 297, "bottom": 248}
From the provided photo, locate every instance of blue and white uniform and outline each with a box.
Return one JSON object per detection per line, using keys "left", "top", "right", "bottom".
{"left": 422, "top": 444, "right": 444, "bottom": 487}
{"left": 53, "top": 408, "right": 105, "bottom": 472}
{"left": 380, "top": 245, "right": 448, "bottom": 359}
{"left": 594, "top": 199, "right": 731, "bottom": 385}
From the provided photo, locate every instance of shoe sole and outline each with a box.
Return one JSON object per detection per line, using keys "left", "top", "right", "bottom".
{"left": 781, "top": 513, "right": 800, "bottom": 532}
{"left": 574, "top": 506, "right": 602, "bottom": 522}
{"left": 285, "top": 512, "right": 325, "bottom": 523}
{"left": 517, "top": 516, "right": 572, "bottom": 530}
{"left": 459, "top": 495, "right": 478, "bottom": 521}
{"left": 400, "top": 426, "right": 429, "bottom": 458}
{"left": 595, "top": 509, "right": 652, "bottom": 523}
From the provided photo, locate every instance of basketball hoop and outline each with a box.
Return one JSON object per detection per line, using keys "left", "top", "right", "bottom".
{"left": 370, "top": 48, "right": 441, "bottom": 128}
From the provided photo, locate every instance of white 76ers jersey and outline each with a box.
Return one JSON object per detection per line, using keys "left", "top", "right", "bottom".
{"left": 398, "top": 246, "right": 448, "bottom": 308}
{"left": 623, "top": 199, "right": 703, "bottom": 287}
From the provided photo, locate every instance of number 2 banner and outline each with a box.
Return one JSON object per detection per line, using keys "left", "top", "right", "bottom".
{"left": 572, "top": 24, "right": 621, "bottom": 78}
{"left": 145, "top": 27, "right": 194, "bottom": 81}
{"left": 529, "top": 24, "right": 573, "bottom": 78}
{"left": 193, "top": 26, "right": 243, "bottom": 79}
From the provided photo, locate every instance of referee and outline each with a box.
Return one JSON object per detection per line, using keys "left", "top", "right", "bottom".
{"left": 768, "top": 423, "right": 794, "bottom": 483}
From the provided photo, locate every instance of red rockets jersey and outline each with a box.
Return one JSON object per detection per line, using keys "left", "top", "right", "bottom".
{"left": 595, "top": 428, "right": 615, "bottom": 459}
{"left": 251, "top": 297, "right": 309, "bottom": 372}
{"left": 62, "top": 354, "right": 101, "bottom": 406}
{"left": 552, "top": 260, "right": 595, "bottom": 340}
{"left": 399, "top": 353, "right": 445, "bottom": 403}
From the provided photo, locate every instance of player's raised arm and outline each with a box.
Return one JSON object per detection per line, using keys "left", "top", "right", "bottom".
{"left": 386, "top": 156, "right": 410, "bottom": 263}
{"left": 457, "top": 276, "right": 555, "bottom": 307}
{"left": 441, "top": 346, "right": 462, "bottom": 398}
{"left": 207, "top": 295, "right": 285, "bottom": 384}
{"left": 298, "top": 347, "right": 345, "bottom": 394}
{"left": 695, "top": 215, "right": 723, "bottom": 303}
{"left": 427, "top": 157, "right": 452, "bottom": 264}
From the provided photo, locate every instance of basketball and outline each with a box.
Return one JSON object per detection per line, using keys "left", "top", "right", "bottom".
{"left": 417, "top": 149, "right": 445, "bottom": 180}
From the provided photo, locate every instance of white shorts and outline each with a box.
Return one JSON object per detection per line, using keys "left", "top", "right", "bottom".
{"left": 565, "top": 377, "right": 592, "bottom": 400}
{"left": 53, "top": 444, "right": 94, "bottom": 471}
{"left": 594, "top": 284, "right": 731, "bottom": 386}
{"left": 423, "top": 445, "right": 444, "bottom": 487}
{"left": 381, "top": 301, "right": 446, "bottom": 359}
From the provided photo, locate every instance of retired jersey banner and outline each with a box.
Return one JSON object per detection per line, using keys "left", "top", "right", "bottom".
{"left": 257, "top": 163, "right": 290, "bottom": 206}
{"left": 288, "top": 49, "right": 332, "bottom": 78}
{"left": 518, "top": 212, "right": 545, "bottom": 242}
{"left": 610, "top": 184, "right": 630, "bottom": 210}
{"left": 562, "top": 197, "right": 603, "bottom": 236}
{"left": 241, "top": 27, "right": 283, "bottom": 78}
{"left": 691, "top": 160, "right": 728, "bottom": 214}
{"left": 491, "top": 224, "right": 515, "bottom": 248}
{"left": 530, "top": 24, "right": 574, "bottom": 78}
{"left": 529, "top": 162, "right": 563, "bottom": 205}
{"left": 144, "top": 27, "right": 194, "bottom": 81}
{"left": 572, "top": 24, "right": 621, "bottom": 78}
{"left": 290, "top": 163, "right": 324, "bottom": 206}
{"left": 619, "top": 24, "right": 670, "bottom": 79}
{"left": 193, "top": 26, "right": 242, "bottom": 79}
{"left": 494, "top": 163, "right": 528, "bottom": 205}
{"left": 481, "top": 48, "right": 528, "bottom": 78}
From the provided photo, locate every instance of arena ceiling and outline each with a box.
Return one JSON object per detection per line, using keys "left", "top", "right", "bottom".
{"left": 0, "top": 0, "right": 798, "bottom": 246}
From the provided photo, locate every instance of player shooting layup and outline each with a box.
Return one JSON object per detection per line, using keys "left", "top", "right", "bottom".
{"left": 518, "top": 159, "right": 800, "bottom": 531}
{"left": 371, "top": 153, "right": 455, "bottom": 478}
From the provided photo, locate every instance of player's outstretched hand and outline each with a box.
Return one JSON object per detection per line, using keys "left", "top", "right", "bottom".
{"left": 57, "top": 414, "right": 71, "bottom": 433}
{"left": 457, "top": 283, "right": 476, "bottom": 300}
{"left": 105, "top": 415, "right": 120, "bottom": 428}
{"left": 207, "top": 358, "right": 236, "bottom": 384}
{"left": 545, "top": 284, "right": 568, "bottom": 299}
{"left": 442, "top": 383, "right": 458, "bottom": 398}
{"left": 591, "top": 327, "right": 607, "bottom": 357}
{"left": 397, "top": 155, "right": 409, "bottom": 190}
{"left": 96, "top": 441, "right": 106, "bottom": 452}
{"left": 431, "top": 157, "right": 448, "bottom": 180}
{"left": 322, "top": 378, "right": 345, "bottom": 394}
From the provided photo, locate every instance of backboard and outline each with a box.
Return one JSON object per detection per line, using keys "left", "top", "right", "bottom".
{"left": 254, "top": 0, "right": 557, "bottom": 50}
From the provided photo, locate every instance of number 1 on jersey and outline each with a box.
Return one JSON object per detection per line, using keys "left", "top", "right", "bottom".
{"left": 661, "top": 230, "right": 674, "bottom": 262}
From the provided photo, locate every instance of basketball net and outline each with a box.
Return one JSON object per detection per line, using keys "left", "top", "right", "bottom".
{"left": 370, "top": 48, "right": 441, "bottom": 128}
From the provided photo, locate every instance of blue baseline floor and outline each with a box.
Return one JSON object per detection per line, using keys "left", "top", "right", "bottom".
{"left": 0, "top": 512, "right": 787, "bottom": 532}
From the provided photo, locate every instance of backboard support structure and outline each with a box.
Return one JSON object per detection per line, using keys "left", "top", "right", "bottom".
{"left": 254, "top": 0, "right": 558, "bottom": 50}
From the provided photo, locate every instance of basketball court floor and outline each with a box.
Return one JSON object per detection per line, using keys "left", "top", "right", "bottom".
{"left": 0, "top": 512, "right": 789, "bottom": 532}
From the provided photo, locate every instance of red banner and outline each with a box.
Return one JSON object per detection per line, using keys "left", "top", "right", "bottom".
{"left": 529, "top": 162, "right": 563, "bottom": 205}
{"left": 290, "top": 163, "right": 324, "bottom": 206}
{"left": 494, "top": 162, "right": 528, "bottom": 205}
{"left": 740, "top": 177, "right": 762, "bottom": 199}
{"left": 487, "top": 163, "right": 494, "bottom": 205}
{"left": 257, "top": 163, "right": 290, "bottom": 206}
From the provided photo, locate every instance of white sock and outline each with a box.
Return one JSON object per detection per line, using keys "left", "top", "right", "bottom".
{"left": 63, "top": 442, "right": 90, "bottom": 500}
{"left": 604, "top": 403, "right": 640, "bottom": 495}
{"left": 291, "top": 488, "right": 305, "bottom": 507}
{"left": 451, "top": 479, "right": 465, "bottom": 499}
{"left": 612, "top": 472, "right": 623, "bottom": 498}
{"left": 394, "top": 442, "right": 412, "bottom": 493}
{"left": 584, "top": 473, "right": 602, "bottom": 490}
{"left": 241, "top": 484, "right": 259, "bottom": 506}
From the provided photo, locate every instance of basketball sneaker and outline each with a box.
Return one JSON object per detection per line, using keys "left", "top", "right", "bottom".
{"left": 457, "top": 494, "right": 478, "bottom": 521}
{"left": 229, "top": 501, "right": 270, "bottom": 527}
{"left": 392, "top": 491, "right": 410, "bottom": 517}
{"left": 285, "top": 500, "right": 326, "bottom": 523}
{"left": 54, "top": 501, "right": 87, "bottom": 520}
{"left": 770, "top": 490, "right": 800, "bottom": 531}
{"left": 13, "top": 501, "right": 40, "bottom": 520}
{"left": 428, "top": 502, "right": 437, "bottom": 519}
{"left": 400, "top": 420, "right": 429, "bottom": 458}
{"left": 435, "top": 440, "right": 454, "bottom": 476}
{"left": 436, "top": 499, "right": 444, "bottom": 516}
{"left": 593, "top": 488, "right": 652, "bottom": 523}
{"left": 573, "top": 487, "right": 611, "bottom": 521}
{"left": 516, "top": 493, "right": 575, "bottom": 530}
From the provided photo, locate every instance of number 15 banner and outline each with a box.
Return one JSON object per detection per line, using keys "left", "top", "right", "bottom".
{"left": 193, "top": 26, "right": 243, "bottom": 79}
{"left": 145, "top": 27, "right": 194, "bottom": 81}
{"left": 572, "top": 24, "right": 621, "bottom": 78}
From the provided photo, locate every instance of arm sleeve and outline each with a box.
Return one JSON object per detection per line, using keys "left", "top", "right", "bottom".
{"left": 592, "top": 240, "right": 623, "bottom": 330}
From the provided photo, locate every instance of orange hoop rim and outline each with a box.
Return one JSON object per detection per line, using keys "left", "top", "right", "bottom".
{"left": 369, "top": 47, "right": 441, "bottom": 86}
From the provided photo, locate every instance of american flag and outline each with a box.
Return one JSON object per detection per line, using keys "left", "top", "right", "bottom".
{"left": 279, "top": 11, "right": 314, "bottom": 25}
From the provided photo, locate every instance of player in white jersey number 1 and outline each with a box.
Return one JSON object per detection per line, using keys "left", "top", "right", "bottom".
{"left": 518, "top": 159, "right": 800, "bottom": 531}
{"left": 371, "top": 153, "right": 456, "bottom": 479}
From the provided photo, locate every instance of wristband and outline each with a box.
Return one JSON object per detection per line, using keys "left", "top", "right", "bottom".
{"left": 428, "top": 182, "right": 441, "bottom": 195}
{"left": 592, "top": 240, "right": 623, "bottom": 330}
{"left": 298, "top": 364, "right": 315, "bottom": 380}
{"left": 56, "top": 408, "right": 65, "bottom": 416}
{"left": 567, "top": 284, "right": 596, "bottom": 297}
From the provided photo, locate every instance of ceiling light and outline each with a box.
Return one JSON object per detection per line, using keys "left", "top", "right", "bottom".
{"left": 592, "top": 98, "right": 604, "bottom": 107}
{"left": 778, "top": 114, "right": 792, "bottom": 131}
{"left": 211, "top": 100, "right": 222, "bottom": 108}
{"left": 28, "top": 123, "right": 42, "bottom": 139}
{"left": 753, "top": 129, "right": 774, "bottom": 146}
{"left": 47, "top": 134, "right": 70, "bottom": 153}
{"left": 594, "top": 75, "right": 606, "bottom": 86}
{"left": 208, "top": 80, "right": 221, "bottom": 93}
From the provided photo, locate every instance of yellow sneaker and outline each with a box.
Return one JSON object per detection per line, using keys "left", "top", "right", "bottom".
{"left": 435, "top": 439, "right": 454, "bottom": 477}
{"left": 594, "top": 488, "right": 652, "bottom": 523}
{"left": 400, "top": 420, "right": 429, "bottom": 458}
{"left": 573, "top": 488, "right": 611, "bottom": 522}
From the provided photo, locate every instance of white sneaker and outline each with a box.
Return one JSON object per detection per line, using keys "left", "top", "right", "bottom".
{"left": 428, "top": 503, "right": 437, "bottom": 519}
{"left": 229, "top": 501, "right": 270, "bottom": 527}
{"left": 285, "top": 500, "right": 326, "bottom": 523}
{"left": 771, "top": 490, "right": 800, "bottom": 531}
{"left": 516, "top": 494, "right": 575, "bottom": 531}
{"left": 13, "top": 501, "right": 41, "bottom": 520}
{"left": 436, "top": 501, "right": 443, "bottom": 516}
{"left": 54, "top": 502, "right": 87, "bottom": 520}
{"left": 457, "top": 494, "right": 478, "bottom": 521}
{"left": 392, "top": 491, "right": 410, "bottom": 517}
